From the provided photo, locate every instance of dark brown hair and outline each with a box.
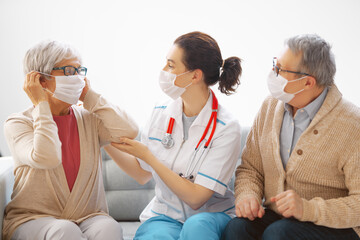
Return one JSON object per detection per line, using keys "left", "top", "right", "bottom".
{"left": 174, "top": 31, "right": 242, "bottom": 95}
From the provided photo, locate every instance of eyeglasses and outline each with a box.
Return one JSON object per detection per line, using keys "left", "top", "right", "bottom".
{"left": 273, "top": 57, "right": 311, "bottom": 77}
{"left": 52, "top": 66, "right": 87, "bottom": 76}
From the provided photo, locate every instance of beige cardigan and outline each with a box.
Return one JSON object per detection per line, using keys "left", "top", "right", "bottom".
{"left": 235, "top": 85, "right": 360, "bottom": 236}
{"left": 3, "top": 89, "right": 138, "bottom": 240}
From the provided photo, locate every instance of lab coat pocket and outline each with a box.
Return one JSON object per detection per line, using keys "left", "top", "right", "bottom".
{"left": 147, "top": 128, "right": 169, "bottom": 163}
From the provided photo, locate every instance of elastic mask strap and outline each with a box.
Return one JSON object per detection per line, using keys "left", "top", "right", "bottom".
{"left": 292, "top": 88, "right": 305, "bottom": 95}
{"left": 37, "top": 72, "right": 55, "bottom": 80}
{"left": 35, "top": 72, "right": 54, "bottom": 94}
{"left": 183, "top": 81, "right": 193, "bottom": 89}
{"left": 176, "top": 70, "right": 193, "bottom": 88}
{"left": 43, "top": 88, "right": 54, "bottom": 95}
{"left": 176, "top": 70, "right": 191, "bottom": 78}
{"left": 288, "top": 75, "right": 307, "bottom": 83}
{"left": 287, "top": 76, "right": 307, "bottom": 95}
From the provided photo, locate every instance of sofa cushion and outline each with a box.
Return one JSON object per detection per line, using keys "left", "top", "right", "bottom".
{"left": 0, "top": 157, "right": 15, "bottom": 240}
{"left": 101, "top": 150, "right": 155, "bottom": 221}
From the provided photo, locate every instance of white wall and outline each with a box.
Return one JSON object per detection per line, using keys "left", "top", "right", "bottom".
{"left": 0, "top": 0, "right": 359, "bottom": 156}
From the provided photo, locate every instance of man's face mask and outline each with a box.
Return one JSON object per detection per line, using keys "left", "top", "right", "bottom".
{"left": 267, "top": 70, "right": 306, "bottom": 103}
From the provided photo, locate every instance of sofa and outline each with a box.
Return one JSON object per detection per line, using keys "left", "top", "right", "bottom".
{"left": 0, "top": 126, "right": 250, "bottom": 240}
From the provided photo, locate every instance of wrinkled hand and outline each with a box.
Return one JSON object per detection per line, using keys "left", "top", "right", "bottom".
{"left": 235, "top": 196, "right": 265, "bottom": 221}
{"left": 111, "top": 138, "right": 152, "bottom": 162}
{"left": 23, "top": 71, "right": 47, "bottom": 106}
{"left": 79, "top": 77, "right": 90, "bottom": 102}
{"left": 271, "top": 190, "right": 303, "bottom": 219}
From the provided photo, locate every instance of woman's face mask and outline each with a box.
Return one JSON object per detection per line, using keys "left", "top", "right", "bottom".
{"left": 158, "top": 70, "right": 192, "bottom": 100}
{"left": 40, "top": 72, "right": 85, "bottom": 105}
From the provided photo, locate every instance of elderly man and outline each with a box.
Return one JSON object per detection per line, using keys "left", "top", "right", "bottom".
{"left": 222, "top": 34, "right": 360, "bottom": 240}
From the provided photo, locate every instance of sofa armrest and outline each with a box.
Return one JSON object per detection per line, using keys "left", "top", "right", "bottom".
{"left": 0, "top": 157, "right": 14, "bottom": 240}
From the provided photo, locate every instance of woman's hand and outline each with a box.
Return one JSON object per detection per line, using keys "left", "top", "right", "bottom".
{"left": 111, "top": 138, "right": 152, "bottom": 162}
{"left": 23, "top": 71, "right": 47, "bottom": 106}
{"left": 79, "top": 77, "right": 90, "bottom": 102}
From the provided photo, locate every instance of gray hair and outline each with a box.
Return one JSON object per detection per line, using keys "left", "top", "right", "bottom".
{"left": 23, "top": 40, "right": 82, "bottom": 75}
{"left": 286, "top": 34, "right": 336, "bottom": 87}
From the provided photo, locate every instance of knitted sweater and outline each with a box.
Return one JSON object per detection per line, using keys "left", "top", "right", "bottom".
{"left": 235, "top": 85, "right": 360, "bottom": 235}
{"left": 2, "top": 89, "right": 138, "bottom": 240}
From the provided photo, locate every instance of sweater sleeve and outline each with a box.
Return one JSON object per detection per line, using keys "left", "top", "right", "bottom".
{"left": 82, "top": 89, "right": 139, "bottom": 146}
{"left": 4, "top": 101, "right": 62, "bottom": 169}
{"left": 300, "top": 149, "right": 360, "bottom": 228}
{"left": 234, "top": 105, "right": 265, "bottom": 205}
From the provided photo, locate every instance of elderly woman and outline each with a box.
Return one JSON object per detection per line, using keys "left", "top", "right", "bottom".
{"left": 3, "top": 40, "right": 138, "bottom": 240}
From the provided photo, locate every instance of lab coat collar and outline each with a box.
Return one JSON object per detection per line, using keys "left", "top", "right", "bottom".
{"left": 163, "top": 90, "right": 214, "bottom": 128}
{"left": 163, "top": 97, "right": 183, "bottom": 125}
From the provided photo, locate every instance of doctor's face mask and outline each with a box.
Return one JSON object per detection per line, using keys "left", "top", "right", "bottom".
{"left": 158, "top": 70, "right": 192, "bottom": 100}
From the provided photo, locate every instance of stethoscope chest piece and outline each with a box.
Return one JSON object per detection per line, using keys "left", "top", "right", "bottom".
{"left": 161, "top": 133, "right": 175, "bottom": 149}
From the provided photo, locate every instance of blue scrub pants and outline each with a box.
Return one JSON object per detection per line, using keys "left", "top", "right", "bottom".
{"left": 134, "top": 212, "right": 231, "bottom": 240}
{"left": 221, "top": 209, "right": 359, "bottom": 240}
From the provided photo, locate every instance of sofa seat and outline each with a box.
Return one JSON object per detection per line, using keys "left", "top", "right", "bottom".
{"left": 0, "top": 127, "right": 250, "bottom": 240}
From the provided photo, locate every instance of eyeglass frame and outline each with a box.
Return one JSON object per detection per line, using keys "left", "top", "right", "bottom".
{"left": 273, "top": 57, "right": 311, "bottom": 77}
{"left": 52, "top": 66, "right": 87, "bottom": 76}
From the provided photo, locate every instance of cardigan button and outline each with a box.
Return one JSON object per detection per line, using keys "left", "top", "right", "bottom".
{"left": 297, "top": 149, "right": 303, "bottom": 155}
{"left": 313, "top": 130, "right": 318, "bottom": 135}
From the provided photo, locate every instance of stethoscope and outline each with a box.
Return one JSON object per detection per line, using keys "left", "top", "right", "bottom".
{"left": 161, "top": 89, "right": 219, "bottom": 180}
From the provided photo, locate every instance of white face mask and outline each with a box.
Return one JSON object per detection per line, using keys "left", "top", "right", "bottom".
{"left": 41, "top": 73, "right": 85, "bottom": 105}
{"left": 158, "top": 70, "right": 192, "bottom": 100}
{"left": 267, "top": 71, "right": 306, "bottom": 103}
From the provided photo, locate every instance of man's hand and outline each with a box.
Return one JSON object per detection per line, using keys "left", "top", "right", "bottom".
{"left": 235, "top": 196, "right": 265, "bottom": 221}
{"left": 271, "top": 190, "right": 303, "bottom": 219}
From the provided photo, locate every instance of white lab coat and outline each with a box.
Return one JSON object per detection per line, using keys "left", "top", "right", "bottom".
{"left": 137, "top": 92, "right": 241, "bottom": 223}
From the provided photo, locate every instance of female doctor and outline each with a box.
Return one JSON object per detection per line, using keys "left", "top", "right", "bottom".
{"left": 105, "top": 31, "right": 242, "bottom": 240}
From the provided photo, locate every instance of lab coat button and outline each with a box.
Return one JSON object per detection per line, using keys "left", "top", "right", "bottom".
{"left": 297, "top": 149, "right": 303, "bottom": 155}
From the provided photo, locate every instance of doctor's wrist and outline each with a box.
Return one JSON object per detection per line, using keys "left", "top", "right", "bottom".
{"left": 143, "top": 150, "right": 158, "bottom": 165}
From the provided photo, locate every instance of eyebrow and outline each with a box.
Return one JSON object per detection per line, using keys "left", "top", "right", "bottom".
{"left": 167, "top": 59, "right": 175, "bottom": 64}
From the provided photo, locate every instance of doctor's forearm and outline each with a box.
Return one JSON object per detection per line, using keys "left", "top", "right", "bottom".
{"left": 146, "top": 154, "right": 213, "bottom": 210}
{"left": 104, "top": 145, "right": 152, "bottom": 185}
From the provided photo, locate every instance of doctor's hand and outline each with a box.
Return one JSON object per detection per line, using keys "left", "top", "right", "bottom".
{"left": 271, "top": 190, "right": 303, "bottom": 219}
{"left": 79, "top": 77, "right": 90, "bottom": 102}
{"left": 235, "top": 196, "right": 265, "bottom": 221}
{"left": 24, "top": 71, "right": 47, "bottom": 106}
{"left": 111, "top": 138, "right": 152, "bottom": 162}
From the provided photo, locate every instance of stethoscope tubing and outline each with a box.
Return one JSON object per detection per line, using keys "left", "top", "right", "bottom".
{"left": 161, "top": 89, "right": 219, "bottom": 180}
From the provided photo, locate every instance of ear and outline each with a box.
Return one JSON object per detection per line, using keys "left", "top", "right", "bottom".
{"left": 304, "top": 76, "right": 316, "bottom": 89}
{"left": 39, "top": 75, "right": 48, "bottom": 88}
{"left": 191, "top": 69, "right": 203, "bottom": 84}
